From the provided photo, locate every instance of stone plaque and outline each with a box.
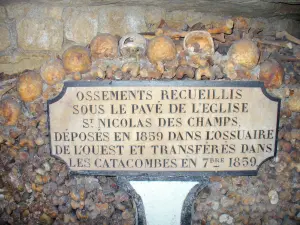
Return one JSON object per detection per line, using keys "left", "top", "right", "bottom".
{"left": 48, "top": 81, "right": 280, "bottom": 176}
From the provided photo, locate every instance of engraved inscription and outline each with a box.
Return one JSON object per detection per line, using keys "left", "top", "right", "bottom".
{"left": 48, "top": 81, "right": 279, "bottom": 173}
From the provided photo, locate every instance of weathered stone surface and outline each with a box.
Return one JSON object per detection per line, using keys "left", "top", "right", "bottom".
{"left": 0, "top": 25, "right": 10, "bottom": 51}
{"left": 98, "top": 6, "right": 148, "bottom": 36}
{"left": 0, "top": 52, "right": 50, "bottom": 74}
{"left": 186, "top": 12, "right": 226, "bottom": 29}
{"left": 144, "top": 7, "right": 166, "bottom": 31}
{"left": 6, "top": 3, "right": 30, "bottom": 19}
{"left": 0, "top": 6, "right": 6, "bottom": 20}
{"left": 17, "top": 17, "right": 63, "bottom": 51}
{"left": 166, "top": 10, "right": 188, "bottom": 29}
{"left": 6, "top": 3, "right": 63, "bottom": 20}
{"left": 2, "top": 1, "right": 300, "bottom": 21}
{"left": 287, "top": 90, "right": 300, "bottom": 112}
{"left": 64, "top": 8, "right": 98, "bottom": 44}
{"left": 265, "top": 18, "right": 300, "bottom": 38}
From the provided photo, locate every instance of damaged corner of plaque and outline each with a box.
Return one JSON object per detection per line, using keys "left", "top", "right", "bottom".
{"left": 47, "top": 80, "right": 280, "bottom": 178}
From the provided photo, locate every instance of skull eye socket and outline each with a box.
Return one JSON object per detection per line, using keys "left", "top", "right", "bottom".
{"left": 119, "top": 33, "right": 147, "bottom": 57}
{"left": 124, "top": 37, "right": 134, "bottom": 45}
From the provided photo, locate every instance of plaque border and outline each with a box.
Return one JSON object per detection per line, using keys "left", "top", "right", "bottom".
{"left": 47, "top": 80, "right": 280, "bottom": 180}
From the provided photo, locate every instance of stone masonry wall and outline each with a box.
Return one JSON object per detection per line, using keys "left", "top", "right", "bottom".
{"left": 0, "top": 2, "right": 300, "bottom": 75}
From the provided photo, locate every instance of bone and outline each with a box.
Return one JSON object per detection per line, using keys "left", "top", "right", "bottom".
{"left": 232, "top": 17, "right": 249, "bottom": 30}
{"left": 139, "top": 32, "right": 156, "bottom": 40}
{"left": 149, "top": 19, "right": 232, "bottom": 41}
{"left": 0, "top": 84, "right": 15, "bottom": 99}
{"left": 153, "top": 19, "right": 188, "bottom": 39}
{"left": 207, "top": 19, "right": 234, "bottom": 35}
{"left": 212, "top": 33, "right": 226, "bottom": 43}
{"left": 162, "top": 68, "right": 176, "bottom": 79}
{"left": 187, "top": 54, "right": 210, "bottom": 68}
{"left": 0, "top": 96, "right": 21, "bottom": 126}
{"left": 293, "top": 46, "right": 300, "bottom": 59}
{"left": 272, "top": 52, "right": 300, "bottom": 62}
{"left": 153, "top": 19, "right": 231, "bottom": 40}
{"left": 139, "top": 68, "right": 161, "bottom": 79}
{"left": 0, "top": 78, "right": 17, "bottom": 99}
{"left": 227, "top": 30, "right": 242, "bottom": 42}
{"left": 121, "top": 62, "right": 140, "bottom": 77}
{"left": 17, "top": 71, "right": 43, "bottom": 102}
{"left": 155, "top": 61, "right": 165, "bottom": 74}
{"left": 0, "top": 78, "right": 17, "bottom": 87}
{"left": 176, "top": 66, "right": 195, "bottom": 79}
{"left": 253, "top": 38, "right": 293, "bottom": 49}
{"left": 243, "top": 28, "right": 263, "bottom": 39}
{"left": 276, "top": 31, "right": 300, "bottom": 45}
{"left": 190, "top": 22, "right": 206, "bottom": 31}
{"left": 72, "top": 72, "right": 82, "bottom": 81}
{"left": 155, "top": 28, "right": 188, "bottom": 39}
{"left": 195, "top": 66, "right": 212, "bottom": 80}
{"left": 119, "top": 33, "right": 147, "bottom": 57}
{"left": 90, "top": 66, "right": 106, "bottom": 79}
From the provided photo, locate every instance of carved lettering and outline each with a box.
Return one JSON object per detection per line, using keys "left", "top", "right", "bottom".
{"left": 48, "top": 81, "right": 279, "bottom": 174}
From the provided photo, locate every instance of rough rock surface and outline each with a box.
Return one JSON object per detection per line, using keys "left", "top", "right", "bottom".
{"left": 0, "top": 25, "right": 10, "bottom": 51}
{"left": 1, "top": 0, "right": 300, "bottom": 20}
{"left": 6, "top": 3, "right": 63, "bottom": 20}
{"left": 64, "top": 8, "right": 98, "bottom": 44}
{"left": 0, "top": 6, "right": 6, "bottom": 19}
{"left": 16, "top": 17, "right": 63, "bottom": 51}
{"left": 0, "top": 52, "right": 51, "bottom": 74}
{"left": 97, "top": 6, "right": 148, "bottom": 36}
